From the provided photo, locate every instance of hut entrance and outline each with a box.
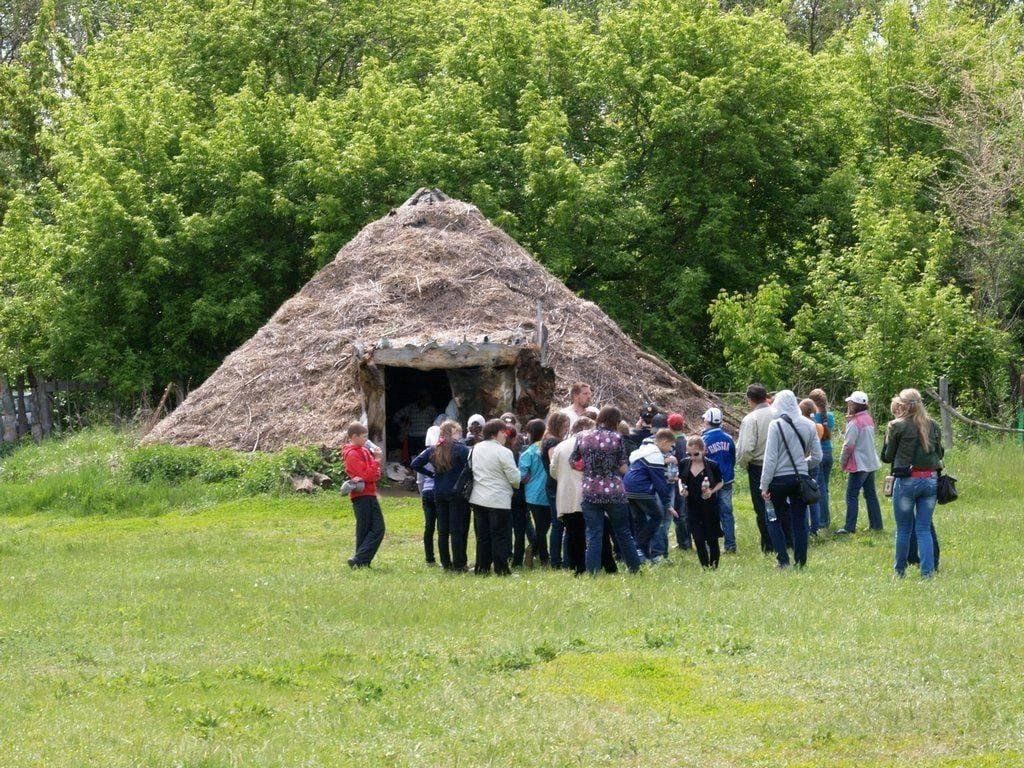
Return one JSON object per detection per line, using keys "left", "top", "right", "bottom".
{"left": 358, "top": 342, "right": 555, "bottom": 461}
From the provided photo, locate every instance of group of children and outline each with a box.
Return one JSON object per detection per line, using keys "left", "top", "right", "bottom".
{"left": 341, "top": 381, "right": 740, "bottom": 574}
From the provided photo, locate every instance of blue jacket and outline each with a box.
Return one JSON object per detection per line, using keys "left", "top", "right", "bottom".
{"left": 623, "top": 438, "right": 671, "bottom": 507}
{"left": 518, "top": 442, "right": 550, "bottom": 507}
{"left": 701, "top": 426, "right": 736, "bottom": 485}
{"left": 410, "top": 441, "right": 470, "bottom": 498}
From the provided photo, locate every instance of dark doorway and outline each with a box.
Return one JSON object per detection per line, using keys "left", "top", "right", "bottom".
{"left": 384, "top": 367, "right": 452, "bottom": 462}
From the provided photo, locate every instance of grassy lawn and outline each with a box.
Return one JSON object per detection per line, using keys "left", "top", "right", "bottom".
{"left": 1, "top": 431, "right": 1022, "bottom": 767}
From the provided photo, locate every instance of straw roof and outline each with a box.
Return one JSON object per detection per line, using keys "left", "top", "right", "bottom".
{"left": 146, "top": 189, "right": 718, "bottom": 451}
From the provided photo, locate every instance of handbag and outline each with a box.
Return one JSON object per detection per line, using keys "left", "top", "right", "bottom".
{"left": 936, "top": 470, "right": 958, "bottom": 505}
{"left": 455, "top": 447, "right": 475, "bottom": 501}
{"left": 777, "top": 416, "right": 821, "bottom": 504}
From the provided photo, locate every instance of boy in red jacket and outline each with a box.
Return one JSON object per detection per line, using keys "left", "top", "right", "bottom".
{"left": 342, "top": 422, "right": 385, "bottom": 568}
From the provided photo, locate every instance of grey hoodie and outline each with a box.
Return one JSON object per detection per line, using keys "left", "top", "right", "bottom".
{"left": 759, "top": 390, "right": 824, "bottom": 492}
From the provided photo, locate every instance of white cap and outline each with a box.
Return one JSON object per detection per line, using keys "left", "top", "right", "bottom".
{"left": 845, "top": 390, "right": 869, "bottom": 405}
{"left": 467, "top": 414, "right": 485, "bottom": 428}
{"left": 425, "top": 425, "right": 441, "bottom": 447}
{"left": 702, "top": 407, "right": 723, "bottom": 425}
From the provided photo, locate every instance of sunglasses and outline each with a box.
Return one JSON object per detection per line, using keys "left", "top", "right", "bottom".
{"left": 687, "top": 451, "right": 703, "bottom": 456}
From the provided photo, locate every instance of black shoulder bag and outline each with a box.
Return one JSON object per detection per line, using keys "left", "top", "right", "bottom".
{"left": 777, "top": 416, "right": 821, "bottom": 504}
{"left": 455, "top": 446, "right": 475, "bottom": 501}
{"left": 937, "top": 470, "right": 958, "bottom": 505}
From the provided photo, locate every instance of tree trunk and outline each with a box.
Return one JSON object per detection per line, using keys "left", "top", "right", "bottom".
{"left": 14, "top": 374, "right": 30, "bottom": 437}
{"left": 1, "top": 374, "right": 18, "bottom": 443}
{"left": 28, "top": 368, "right": 53, "bottom": 441}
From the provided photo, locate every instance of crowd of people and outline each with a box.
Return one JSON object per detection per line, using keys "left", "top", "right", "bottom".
{"left": 342, "top": 381, "right": 946, "bottom": 579}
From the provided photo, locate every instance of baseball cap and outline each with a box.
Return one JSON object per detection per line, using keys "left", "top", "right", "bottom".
{"left": 667, "top": 413, "right": 685, "bottom": 431}
{"left": 845, "top": 391, "right": 869, "bottom": 405}
{"left": 467, "top": 414, "right": 485, "bottom": 428}
{"left": 702, "top": 407, "right": 723, "bottom": 425}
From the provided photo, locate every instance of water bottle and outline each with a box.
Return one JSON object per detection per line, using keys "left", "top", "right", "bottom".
{"left": 701, "top": 476, "right": 711, "bottom": 498}
{"left": 765, "top": 499, "right": 777, "bottom": 523}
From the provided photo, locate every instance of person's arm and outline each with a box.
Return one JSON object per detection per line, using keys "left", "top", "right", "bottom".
{"left": 649, "top": 460, "right": 670, "bottom": 508}
{"left": 736, "top": 418, "right": 752, "bottom": 468}
{"left": 880, "top": 422, "right": 898, "bottom": 464}
{"left": 760, "top": 423, "right": 779, "bottom": 493}
{"left": 518, "top": 449, "right": 531, "bottom": 481}
{"left": 502, "top": 449, "right": 522, "bottom": 488}
{"left": 840, "top": 421, "right": 858, "bottom": 468}
{"left": 410, "top": 448, "right": 435, "bottom": 477}
{"left": 934, "top": 422, "right": 945, "bottom": 461}
{"left": 809, "top": 424, "right": 823, "bottom": 467}
{"left": 708, "top": 461, "right": 724, "bottom": 495}
{"left": 363, "top": 448, "right": 382, "bottom": 483}
{"left": 343, "top": 448, "right": 364, "bottom": 482}
{"left": 549, "top": 446, "right": 562, "bottom": 481}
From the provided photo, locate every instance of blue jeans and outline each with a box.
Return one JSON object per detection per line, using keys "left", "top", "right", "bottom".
{"left": 653, "top": 496, "right": 671, "bottom": 559}
{"left": 817, "top": 451, "right": 833, "bottom": 528}
{"left": 547, "top": 489, "right": 564, "bottom": 569}
{"left": 893, "top": 477, "right": 938, "bottom": 577}
{"left": 845, "top": 470, "right": 883, "bottom": 532}
{"left": 582, "top": 501, "right": 642, "bottom": 574}
{"left": 718, "top": 484, "right": 736, "bottom": 551}
{"left": 766, "top": 475, "right": 808, "bottom": 567}
{"left": 628, "top": 497, "right": 663, "bottom": 559}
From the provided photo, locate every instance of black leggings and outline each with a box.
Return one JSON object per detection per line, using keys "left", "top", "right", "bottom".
{"left": 561, "top": 512, "right": 587, "bottom": 574}
{"left": 528, "top": 503, "right": 551, "bottom": 563}
{"left": 689, "top": 511, "right": 720, "bottom": 569}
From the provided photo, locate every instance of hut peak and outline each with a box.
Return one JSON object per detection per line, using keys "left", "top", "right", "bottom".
{"left": 402, "top": 187, "right": 450, "bottom": 208}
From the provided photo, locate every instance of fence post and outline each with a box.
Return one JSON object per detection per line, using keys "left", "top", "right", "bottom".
{"left": 939, "top": 376, "right": 953, "bottom": 448}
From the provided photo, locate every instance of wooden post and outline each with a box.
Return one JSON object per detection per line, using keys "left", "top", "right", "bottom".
{"left": 939, "top": 376, "right": 953, "bottom": 448}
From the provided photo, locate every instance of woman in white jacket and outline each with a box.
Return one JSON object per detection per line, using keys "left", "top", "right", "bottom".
{"left": 469, "top": 419, "right": 522, "bottom": 575}
{"left": 759, "top": 390, "right": 823, "bottom": 568}
{"left": 548, "top": 416, "right": 594, "bottom": 574}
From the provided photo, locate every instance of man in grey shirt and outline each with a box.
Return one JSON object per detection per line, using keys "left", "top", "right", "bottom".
{"left": 736, "top": 383, "right": 776, "bottom": 553}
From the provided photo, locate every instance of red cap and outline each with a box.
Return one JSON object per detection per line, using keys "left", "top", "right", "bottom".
{"left": 667, "top": 413, "right": 685, "bottom": 431}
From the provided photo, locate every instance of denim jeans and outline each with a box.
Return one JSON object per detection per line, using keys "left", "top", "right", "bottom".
{"left": 817, "top": 451, "right": 833, "bottom": 528}
{"left": 845, "top": 470, "right": 883, "bottom": 532}
{"left": 581, "top": 501, "right": 642, "bottom": 574}
{"left": 672, "top": 488, "right": 691, "bottom": 549}
{"left": 893, "top": 477, "right": 938, "bottom": 577}
{"left": 653, "top": 496, "right": 671, "bottom": 559}
{"left": 718, "top": 484, "right": 736, "bottom": 551}
{"left": 766, "top": 475, "right": 809, "bottom": 567}
{"left": 628, "top": 496, "right": 663, "bottom": 559}
{"left": 547, "top": 489, "right": 564, "bottom": 569}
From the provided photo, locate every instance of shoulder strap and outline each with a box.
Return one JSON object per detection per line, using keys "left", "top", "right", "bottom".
{"left": 781, "top": 414, "right": 808, "bottom": 454}
{"left": 775, "top": 421, "right": 803, "bottom": 475}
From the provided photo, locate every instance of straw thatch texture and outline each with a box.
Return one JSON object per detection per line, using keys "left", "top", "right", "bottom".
{"left": 146, "top": 190, "right": 717, "bottom": 451}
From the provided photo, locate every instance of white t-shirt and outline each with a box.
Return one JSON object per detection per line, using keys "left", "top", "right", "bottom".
{"left": 560, "top": 405, "right": 583, "bottom": 428}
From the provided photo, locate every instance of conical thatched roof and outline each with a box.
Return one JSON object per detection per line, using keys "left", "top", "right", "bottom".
{"left": 146, "top": 190, "right": 717, "bottom": 451}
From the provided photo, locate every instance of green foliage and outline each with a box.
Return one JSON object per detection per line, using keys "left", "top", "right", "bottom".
{"left": 2, "top": 0, "right": 1024, "bottom": 415}
{"left": 710, "top": 153, "right": 1013, "bottom": 414}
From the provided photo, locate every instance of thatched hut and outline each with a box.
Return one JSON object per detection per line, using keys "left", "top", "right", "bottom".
{"left": 146, "top": 189, "right": 717, "bottom": 454}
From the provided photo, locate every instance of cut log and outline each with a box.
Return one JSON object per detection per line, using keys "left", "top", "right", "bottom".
{"left": 312, "top": 472, "right": 333, "bottom": 488}
{"left": 290, "top": 475, "right": 316, "bottom": 493}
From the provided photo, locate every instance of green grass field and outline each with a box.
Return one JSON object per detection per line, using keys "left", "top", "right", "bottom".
{"left": 1, "top": 430, "right": 1022, "bottom": 767}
